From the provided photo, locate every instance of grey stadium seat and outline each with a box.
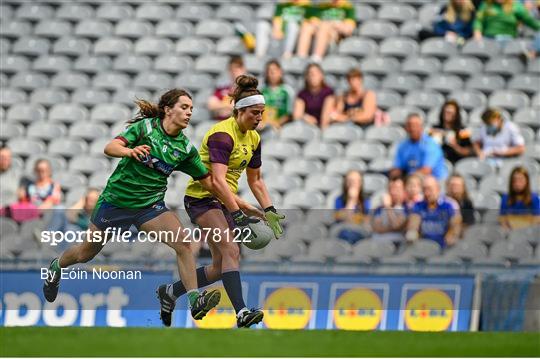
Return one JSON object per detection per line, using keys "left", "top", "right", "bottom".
{"left": 455, "top": 158, "right": 495, "bottom": 179}
{"left": 402, "top": 56, "right": 441, "bottom": 76}
{"left": 321, "top": 55, "right": 358, "bottom": 75}
{"left": 462, "top": 39, "right": 500, "bottom": 59}
{"left": 0, "top": 89, "right": 27, "bottom": 107}
{"left": 527, "top": 58, "right": 540, "bottom": 74}
{"left": 375, "top": 89, "right": 402, "bottom": 109}
{"left": 176, "top": 4, "right": 214, "bottom": 21}
{"left": 27, "top": 121, "right": 67, "bottom": 141}
{"left": 325, "top": 158, "right": 366, "bottom": 176}
{"left": 305, "top": 173, "right": 342, "bottom": 194}
{"left": 0, "top": 218, "right": 18, "bottom": 237}
{"left": 382, "top": 73, "right": 422, "bottom": 93}
{"left": 283, "top": 190, "right": 326, "bottom": 209}
{"left": 134, "top": 37, "right": 174, "bottom": 56}
{"left": 113, "top": 54, "right": 152, "bottom": 74}
{"left": 7, "top": 137, "right": 46, "bottom": 158}
{"left": 353, "top": 239, "right": 396, "bottom": 260}
{"left": 133, "top": 71, "right": 172, "bottom": 91}
{"left": 387, "top": 106, "right": 424, "bottom": 125}
{"left": 6, "top": 103, "right": 46, "bottom": 125}
{"left": 322, "top": 123, "right": 363, "bottom": 144}
{"left": 280, "top": 121, "right": 320, "bottom": 144}
{"left": 514, "top": 108, "right": 539, "bottom": 128}
{"left": 380, "top": 37, "right": 419, "bottom": 58}
{"left": 13, "top": 36, "right": 50, "bottom": 57}
{"left": 489, "top": 240, "right": 533, "bottom": 263}
{"left": 0, "top": 122, "right": 24, "bottom": 141}
{"left": 346, "top": 141, "right": 386, "bottom": 161}
{"left": 479, "top": 176, "right": 507, "bottom": 195}
{"left": 1, "top": 20, "right": 33, "bottom": 39}
{"left": 33, "top": 55, "right": 72, "bottom": 74}
{"left": 115, "top": 20, "right": 153, "bottom": 39}
{"left": 75, "top": 20, "right": 113, "bottom": 39}
{"left": 508, "top": 225, "right": 540, "bottom": 246}
{"left": 283, "top": 158, "right": 324, "bottom": 177}
{"left": 360, "top": 56, "right": 400, "bottom": 76}
{"left": 156, "top": 21, "right": 194, "bottom": 40}
{"left": 502, "top": 39, "right": 530, "bottom": 56}
{"left": 283, "top": 222, "right": 328, "bottom": 244}
{"left": 264, "top": 173, "right": 303, "bottom": 193}
{"left": 368, "top": 158, "right": 393, "bottom": 173}
{"left": 49, "top": 103, "right": 89, "bottom": 125}
{"left": 281, "top": 57, "right": 309, "bottom": 75}
{"left": 400, "top": 20, "right": 423, "bottom": 38}
{"left": 56, "top": 3, "right": 94, "bottom": 21}
{"left": 195, "top": 55, "right": 229, "bottom": 74}
{"left": 303, "top": 141, "right": 344, "bottom": 161}
{"left": 215, "top": 4, "right": 253, "bottom": 21}
{"left": 51, "top": 72, "right": 91, "bottom": 91}
{"left": 94, "top": 37, "right": 133, "bottom": 56}
{"left": 443, "top": 56, "right": 483, "bottom": 77}
{"left": 112, "top": 88, "right": 152, "bottom": 107}
{"left": 135, "top": 4, "right": 173, "bottom": 21}
{"left": 359, "top": 20, "right": 399, "bottom": 40}
{"left": 88, "top": 171, "right": 109, "bottom": 189}
{"left": 49, "top": 139, "right": 88, "bottom": 158}
{"left": 489, "top": 90, "right": 530, "bottom": 111}
{"left": 404, "top": 90, "right": 445, "bottom": 110}
{"left": 470, "top": 191, "right": 500, "bottom": 212}
{"left": 0, "top": 4, "right": 12, "bottom": 21}
{"left": 71, "top": 88, "right": 110, "bottom": 107}
{"left": 30, "top": 88, "right": 69, "bottom": 107}
{"left": 16, "top": 4, "right": 54, "bottom": 21}
{"left": 24, "top": 155, "right": 67, "bottom": 175}
{"left": 195, "top": 19, "right": 234, "bottom": 38}
{"left": 363, "top": 173, "right": 388, "bottom": 195}
{"left": 69, "top": 122, "right": 109, "bottom": 141}
{"left": 93, "top": 72, "right": 131, "bottom": 91}
{"left": 2, "top": 55, "right": 31, "bottom": 74}
{"left": 176, "top": 37, "right": 215, "bottom": 56}
{"left": 402, "top": 239, "right": 441, "bottom": 260}
{"left": 217, "top": 36, "right": 247, "bottom": 56}
{"left": 243, "top": 55, "right": 266, "bottom": 75}
{"left": 424, "top": 74, "right": 463, "bottom": 94}
{"left": 96, "top": 3, "right": 134, "bottom": 22}
{"left": 420, "top": 38, "right": 458, "bottom": 59}
{"left": 508, "top": 74, "right": 540, "bottom": 95}
{"left": 54, "top": 171, "right": 88, "bottom": 192}
{"left": 175, "top": 72, "right": 213, "bottom": 92}
{"left": 378, "top": 3, "right": 416, "bottom": 23}
{"left": 74, "top": 55, "right": 112, "bottom": 75}
{"left": 446, "top": 240, "right": 488, "bottom": 262}
{"left": 259, "top": 139, "right": 302, "bottom": 161}
{"left": 53, "top": 37, "right": 91, "bottom": 57}
{"left": 10, "top": 72, "right": 49, "bottom": 91}
{"left": 418, "top": 2, "right": 441, "bottom": 25}
{"left": 0, "top": 38, "right": 9, "bottom": 55}
{"left": 69, "top": 155, "right": 110, "bottom": 176}
{"left": 154, "top": 55, "right": 193, "bottom": 74}
{"left": 448, "top": 90, "right": 487, "bottom": 111}
{"left": 485, "top": 57, "right": 525, "bottom": 76}
{"left": 466, "top": 74, "right": 506, "bottom": 94}
{"left": 90, "top": 138, "right": 112, "bottom": 156}
{"left": 91, "top": 103, "right": 131, "bottom": 125}
{"left": 34, "top": 20, "right": 72, "bottom": 39}
{"left": 338, "top": 37, "right": 378, "bottom": 57}
{"left": 500, "top": 159, "right": 540, "bottom": 178}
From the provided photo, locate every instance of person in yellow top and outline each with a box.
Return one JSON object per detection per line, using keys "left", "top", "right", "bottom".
{"left": 159, "top": 75, "right": 286, "bottom": 328}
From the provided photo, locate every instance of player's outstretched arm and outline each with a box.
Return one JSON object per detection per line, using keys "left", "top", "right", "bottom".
{"left": 104, "top": 138, "right": 150, "bottom": 161}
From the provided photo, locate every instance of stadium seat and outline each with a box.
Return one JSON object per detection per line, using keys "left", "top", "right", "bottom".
{"left": 88, "top": 170, "right": 109, "bottom": 189}
{"left": 489, "top": 90, "right": 529, "bottom": 111}
{"left": 375, "top": 89, "right": 402, "bottom": 109}
{"left": 380, "top": 37, "right": 419, "bottom": 58}
{"left": 113, "top": 54, "right": 152, "bottom": 74}
{"left": 404, "top": 89, "right": 445, "bottom": 110}
{"left": 281, "top": 57, "right": 309, "bottom": 75}
{"left": 176, "top": 4, "right": 214, "bottom": 21}
{"left": 95, "top": 3, "right": 134, "bottom": 22}
{"left": 353, "top": 239, "right": 396, "bottom": 260}
{"left": 6, "top": 103, "right": 47, "bottom": 125}
{"left": 403, "top": 239, "right": 442, "bottom": 260}
{"left": 378, "top": 3, "right": 416, "bottom": 23}
{"left": 283, "top": 190, "right": 326, "bottom": 209}
{"left": 68, "top": 154, "right": 110, "bottom": 176}
{"left": 345, "top": 141, "right": 386, "bottom": 161}
{"left": 53, "top": 37, "right": 91, "bottom": 58}
{"left": 27, "top": 121, "right": 67, "bottom": 142}
{"left": 54, "top": 170, "right": 88, "bottom": 192}
{"left": 195, "top": 19, "right": 234, "bottom": 38}
{"left": 51, "top": 72, "right": 91, "bottom": 91}
{"left": 13, "top": 36, "right": 50, "bottom": 57}
{"left": 71, "top": 88, "right": 110, "bottom": 107}
{"left": 264, "top": 173, "right": 303, "bottom": 193}
{"left": 176, "top": 37, "right": 215, "bottom": 56}
{"left": 216, "top": 4, "right": 253, "bottom": 21}
{"left": 399, "top": 20, "right": 423, "bottom": 38}
{"left": 325, "top": 158, "right": 367, "bottom": 176}
{"left": 49, "top": 103, "right": 89, "bottom": 125}
{"left": 420, "top": 38, "right": 458, "bottom": 59}
{"left": 304, "top": 173, "right": 342, "bottom": 194}
{"left": 485, "top": 57, "right": 524, "bottom": 76}
{"left": 16, "top": 3, "right": 54, "bottom": 21}
{"left": 363, "top": 173, "right": 388, "bottom": 195}
{"left": 499, "top": 159, "right": 540, "bottom": 178}
{"left": 48, "top": 138, "right": 88, "bottom": 158}
{"left": 135, "top": 3, "right": 173, "bottom": 21}
{"left": 338, "top": 37, "right": 378, "bottom": 57}
{"left": 424, "top": 74, "right": 463, "bottom": 94}
{"left": 112, "top": 88, "right": 152, "bottom": 107}
{"left": 527, "top": 57, "right": 540, "bottom": 75}
{"left": 69, "top": 122, "right": 109, "bottom": 142}
{"left": 508, "top": 225, "right": 540, "bottom": 246}
{"left": 10, "top": 72, "right": 49, "bottom": 91}
{"left": 470, "top": 191, "right": 501, "bottom": 213}
{"left": 7, "top": 137, "right": 46, "bottom": 158}
{"left": 462, "top": 39, "right": 500, "bottom": 59}
{"left": 479, "top": 176, "right": 507, "bottom": 195}
{"left": 24, "top": 154, "right": 67, "bottom": 175}
{"left": 321, "top": 123, "right": 363, "bottom": 144}
{"left": 0, "top": 217, "right": 18, "bottom": 238}
{"left": 443, "top": 56, "right": 483, "bottom": 77}
{"left": 359, "top": 20, "right": 399, "bottom": 40}
{"left": 216, "top": 36, "right": 245, "bottom": 56}
{"left": 283, "top": 158, "right": 324, "bottom": 177}
{"left": 360, "top": 56, "right": 400, "bottom": 76}
{"left": 133, "top": 71, "right": 172, "bottom": 91}
{"left": 134, "top": 37, "right": 174, "bottom": 56}
{"left": 489, "top": 240, "right": 533, "bottom": 263}
{"left": 266, "top": 239, "right": 307, "bottom": 259}
{"left": 155, "top": 20, "right": 193, "bottom": 41}
{"left": 0, "top": 38, "right": 9, "bottom": 55}
{"left": 75, "top": 20, "right": 113, "bottom": 39}
{"left": 502, "top": 39, "right": 530, "bottom": 57}
{"left": 366, "top": 125, "right": 406, "bottom": 145}
{"left": 56, "top": 3, "right": 94, "bottom": 21}
{"left": 115, "top": 20, "right": 153, "bottom": 39}
{"left": 2, "top": 55, "right": 31, "bottom": 74}
{"left": 455, "top": 158, "right": 495, "bottom": 179}
{"left": 514, "top": 108, "right": 539, "bottom": 129}
{"left": 73, "top": 55, "right": 112, "bottom": 75}
{"left": 387, "top": 106, "right": 424, "bottom": 125}
{"left": 402, "top": 56, "right": 441, "bottom": 76}
{"left": 0, "top": 89, "right": 27, "bottom": 107}
{"left": 466, "top": 74, "right": 506, "bottom": 95}
{"left": 0, "top": 122, "right": 24, "bottom": 142}
{"left": 195, "top": 55, "right": 229, "bottom": 74}
{"left": 1, "top": 20, "right": 33, "bottom": 39}
{"left": 448, "top": 90, "right": 487, "bottom": 111}
{"left": 382, "top": 73, "right": 422, "bottom": 93}
{"left": 260, "top": 139, "right": 303, "bottom": 161}
{"left": 30, "top": 88, "right": 70, "bottom": 107}
{"left": 34, "top": 20, "right": 72, "bottom": 39}
{"left": 321, "top": 55, "right": 358, "bottom": 75}
{"left": 90, "top": 138, "right": 111, "bottom": 156}
{"left": 94, "top": 37, "right": 133, "bottom": 56}
{"left": 91, "top": 103, "right": 131, "bottom": 125}
{"left": 507, "top": 74, "right": 540, "bottom": 95}
{"left": 368, "top": 158, "right": 393, "bottom": 173}
{"left": 417, "top": 2, "right": 441, "bottom": 26}
{"left": 154, "top": 54, "right": 193, "bottom": 74}
{"left": 445, "top": 240, "right": 488, "bottom": 262}
{"left": 303, "top": 141, "right": 344, "bottom": 161}
{"left": 280, "top": 121, "right": 320, "bottom": 144}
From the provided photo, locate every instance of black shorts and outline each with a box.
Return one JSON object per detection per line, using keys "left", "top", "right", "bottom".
{"left": 184, "top": 195, "right": 235, "bottom": 230}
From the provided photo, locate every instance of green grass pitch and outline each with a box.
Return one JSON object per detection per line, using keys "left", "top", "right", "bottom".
{"left": 1, "top": 327, "right": 538, "bottom": 357}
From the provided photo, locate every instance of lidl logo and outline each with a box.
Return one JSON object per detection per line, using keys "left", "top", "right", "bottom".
{"left": 404, "top": 289, "right": 454, "bottom": 331}
{"left": 333, "top": 288, "right": 383, "bottom": 330}
{"left": 193, "top": 286, "right": 236, "bottom": 329}
{"left": 263, "top": 287, "right": 313, "bottom": 329}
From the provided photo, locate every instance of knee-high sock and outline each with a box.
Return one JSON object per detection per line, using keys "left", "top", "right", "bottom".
{"left": 221, "top": 270, "right": 246, "bottom": 314}
{"left": 169, "top": 266, "right": 218, "bottom": 300}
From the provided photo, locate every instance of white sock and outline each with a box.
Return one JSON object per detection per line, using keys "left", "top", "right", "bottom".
{"left": 166, "top": 284, "right": 177, "bottom": 300}
{"left": 237, "top": 307, "right": 248, "bottom": 318}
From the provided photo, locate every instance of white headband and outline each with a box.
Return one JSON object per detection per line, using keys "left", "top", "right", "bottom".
{"left": 234, "top": 95, "right": 265, "bottom": 109}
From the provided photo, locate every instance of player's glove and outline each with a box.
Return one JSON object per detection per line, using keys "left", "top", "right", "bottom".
{"left": 264, "top": 206, "right": 285, "bottom": 239}
{"left": 231, "top": 210, "right": 260, "bottom": 227}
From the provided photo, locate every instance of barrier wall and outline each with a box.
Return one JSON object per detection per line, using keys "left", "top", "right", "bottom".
{"left": 0, "top": 270, "right": 476, "bottom": 331}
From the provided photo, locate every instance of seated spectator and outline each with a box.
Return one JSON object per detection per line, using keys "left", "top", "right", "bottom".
{"left": 296, "top": 0, "right": 356, "bottom": 62}
{"left": 390, "top": 113, "right": 448, "bottom": 181}
{"left": 472, "top": 108, "right": 525, "bottom": 165}
{"left": 0, "top": 145, "right": 21, "bottom": 207}
{"left": 405, "top": 174, "right": 424, "bottom": 211}
{"left": 207, "top": 56, "right": 246, "bottom": 121}
{"left": 407, "top": 175, "right": 462, "bottom": 248}
{"left": 327, "top": 68, "right": 377, "bottom": 128}
{"left": 371, "top": 177, "right": 409, "bottom": 242}
{"left": 473, "top": 0, "right": 540, "bottom": 49}
{"left": 446, "top": 173, "right": 476, "bottom": 227}
{"left": 260, "top": 59, "right": 295, "bottom": 130}
{"left": 419, "top": 0, "right": 476, "bottom": 42}
{"left": 499, "top": 166, "right": 540, "bottom": 229}
{"left": 334, "top": 170, "right": 371, "bottom": 244}
{"left": 21, "top": 159, "right": 62, "bottom": 211}
{"left": 429, "top": 100, "right": 474, "bottom": 164}
{"left": 256, "top": 0, "right": 311, "bottom": 59}
{"left": 293, "top": 63, "right": 334, "bottom": 128}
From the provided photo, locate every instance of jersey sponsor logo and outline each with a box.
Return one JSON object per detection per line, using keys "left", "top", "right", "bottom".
{"left": 333, "top": 288, "right": 384, "bottom": 330}
{"left": 404, "top": 289, "right": 454, "bottom": 331}
{"left": 139, "top": 154, "right": 175, "bottom": 176}
{"left": 263, "top": 287, "right": 313, "bottom": 329}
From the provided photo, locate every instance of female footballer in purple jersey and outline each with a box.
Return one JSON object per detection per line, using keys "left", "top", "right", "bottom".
{"left": 43, "top": 89, "right": 232, "bottom": 323}
{"left": 157, "top": 75, "right": 286, "bottom": 328}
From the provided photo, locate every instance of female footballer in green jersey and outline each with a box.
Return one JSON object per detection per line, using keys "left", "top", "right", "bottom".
{"left": 157, "top": 75, "right": 286, "bottom": 328}
{"left": 43, "top": 89, "right": 222, "bottom": 323}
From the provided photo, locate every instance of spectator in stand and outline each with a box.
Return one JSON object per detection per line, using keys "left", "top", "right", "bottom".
{"left": 472, "top": 108, "right": 525, "bottom": 165}
{"left": 334, "top": 170, "right": 371, "bottom": 244}
{"left": 256, "top": 0, "right": 311, "bottom": 59}
{"left": 371, "top": 177, "right": 409, "bottom": 243}
{"left": 446, "top": 173, "right": 476, "bottom": 227}
{"left": 390, "top": 113, "right": 448, "bottom": 181}
{"left": 473, "top": 0, "right": 540, "bottom": 50}
{"left": 293, "top": 63, "right": 334, "bottom": 128}
{"left": 327, "top": 68, "right": 377, "bottom": 128}
{"left": 296, "top": 0, "right": 356, "bottom": 62}
{"left": 407, "top": 175, "right": 462, "bottom": 248}
{"left": 499, "top": 166, "right": 540, "bottom": 229}
{"left": 405, "top": 174, "right": 424, "bottom": 211}
{"left": 260, "top": 59, "right": 295, "bottom": 130}
{"left": 419, "top": 0, "right": 476, "bottom": 42}
{"left": 429, "top": 100, "right": 474, "bottom": 164}
{"left": 207, "top": 56, "right": 246, "bottom": 121}
{"left": 0, "top": 145, "right": 21, "bottom": 207}
{"left": 21, "top": 159, "right": 62, "bottom": 211}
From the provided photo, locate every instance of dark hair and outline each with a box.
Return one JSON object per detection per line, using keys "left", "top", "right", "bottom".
{"left": 303, "top": 63, "right": 327, "bottom": 90}
{"left": 130, "top": 88, "right": 192, "bottom": 123}
{"left": 264, "top": 59, "right": 283, "bottom": 86}
{"left": 438, "top": 99, "right": 463, "bottom": 132}
{"left": 341, "top": 170, "right": 365, "bottom": 213}
{"left": 481, "top": 108, "right": 502, "bottom": 125}
{"left": 346, "top": 67, "right": 363, "bottom": 80}
{"left": 230, "top": 74, "right": 262, "bottom": 117}
{"left": 508, "top": 166, "right": 532, "bottom": 207}
{"left": 447, "top": 172, "right": 471, "bottom": 203}
{"left": 229, "top": 55, "right": 245, "bottom": 68}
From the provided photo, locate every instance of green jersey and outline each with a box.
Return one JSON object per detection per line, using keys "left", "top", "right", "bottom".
{"left": 261, "top": 84, "right": 294, "bottom": 122}
{"left": 275, "top": 2, "right": 309, "bottom": 31}
{"left": 474, "top": 1, "right": 540, "bottom": 38}
{"left": 101, "top": 118, "right": 208, "bottom": 208}
{"left": 315, "top": 2, "right": 355, "bottom": 22}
